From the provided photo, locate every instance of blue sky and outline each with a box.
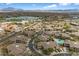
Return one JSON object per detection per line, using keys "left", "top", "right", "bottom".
{"left": 0, "top": 3, "right": 79, "bottom": 10}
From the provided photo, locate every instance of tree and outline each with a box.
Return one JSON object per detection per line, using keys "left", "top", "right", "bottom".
{"left": 42, "top": 48, "right": 54, "bottom": 55}
{"left": 47, "top": 35, "right": 54, "bottom": 41}
{"left": 53, "top": 16, "right": 58, "bottom": 20}
{"left": 63, "top": 23, "right": 71, "bottom": 29}
{"left": 1, "top": 48, "right": 8, "bottom": 56}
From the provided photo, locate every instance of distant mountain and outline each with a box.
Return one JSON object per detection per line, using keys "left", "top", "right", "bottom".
{"left": 1, "top": 7, "right": 16, "bottom": 11}
{"left": 0, "top": 7, "right": 79, "bottom": 13}
{"left": 1, "top": 7, "right": 24, "bottom": 11}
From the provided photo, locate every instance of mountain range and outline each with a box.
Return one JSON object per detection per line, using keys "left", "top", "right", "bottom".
{"left": 0, "top": 7, "right": 24, "bottom": 11}
{"left": 0, "top": 7, "right": 79, "bottom": 12}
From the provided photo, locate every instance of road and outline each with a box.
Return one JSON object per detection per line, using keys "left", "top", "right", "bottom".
{"left": 0, "top": 32, "right": 18, "bottom": 44}
{"left": 28, "top": 32, "right": 43, "bottom": 56}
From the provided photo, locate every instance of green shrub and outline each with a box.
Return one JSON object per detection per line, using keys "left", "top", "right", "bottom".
{"left": 63, "top": 23, "right": 71, "bottom": 29}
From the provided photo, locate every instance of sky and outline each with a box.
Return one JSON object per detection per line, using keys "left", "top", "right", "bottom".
{"left": 0, "top": 3, "right": 79, "bottom": 10}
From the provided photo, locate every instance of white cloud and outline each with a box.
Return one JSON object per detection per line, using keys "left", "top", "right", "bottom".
{"left": 32, "top": 4, "right": 36, "bottom": 6}
{"left": 74, "top": 3, "right": 79, "bottom": 5}
{"left": 5, "top": 3, "right": 12, "bottom": 5}
{"left": 59, "top": 3, "right": 69, "bottom": 6}
{"left": 0, "top": 0, "right": 79, "bottom": 3}
{"left": 44, "top": 4, "right": 57, "bottom": 9}
{"left": 48, "top": 4, "right": 57, "bottom": 7}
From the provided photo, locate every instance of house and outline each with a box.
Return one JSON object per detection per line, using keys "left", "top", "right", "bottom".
{"left": 1, "top": 32, "right": 28, "bottom": 55}
{"left": 54, "top": 31, "right": 62, "bottom": 38}
{"left": 24, "top": 30, "right": 35, "bottom": 37}
{"left": 14, "top": 27, "right": 23, "bottom": 32}
{"left": 61, "top": 33, "right": 71, "bottom": 39}
{"left": 0, "top": 23, "right": 19, "bottom": 32}
{"left": 70, "top": 42, "right": 79, "bottom": 52}
{"left": 0, "top": 27, "right": 5, "bottom": 37}
{"left": 67, "top": 27, "right": 78, "bottom": 32}
{"left": 70, "top": 22, "right": 79, "bottom": 26}
{"left": 64, "top": 40, "right": 71, "bottom": 47}
{"left": 54, "top": 26, "right": 63, "bottom": 31}
{"left": 8, "top": 34, "right": 28, "bottom": 43}
{"left": 64, "top": 40, "right": 79, "bottom": 52}
{"left": 70, "top": 32, "right": 79, "bottom": 37}
{"left": 37, "top": 41, "right": 56, "bottom": 49}
{"left": 21, "top": 20, "right": 29, "bottom": 25}
{"left": 7, "top": 43, "right": 26, "bottom": 55}
{"left": 44, "top": 30, "right": 53, "bottom": 35}
{"left": 37, "top": 34, "right": 49, "bottom": 41}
